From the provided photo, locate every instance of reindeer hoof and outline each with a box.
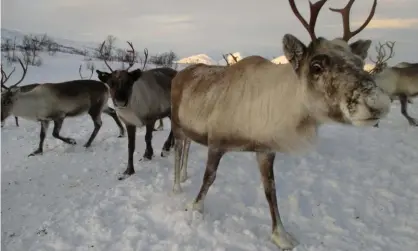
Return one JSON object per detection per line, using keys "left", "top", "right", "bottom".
{"left": 271, "top": 229, "right": 299, "bottom": 250}
{"left": 409, "top": 119, "right": 418, "bottom": 126}
{"left": 28, "top": 150, "right": 43, "bottom": 157}
{"left": 65, "top": 138, "right": 77, "bottom": 145}
{"left": 171, "top": 184, "right": 183, "bottom": 195}
{"left": 161, "top": 149, "right": 171, "bottom": 157}
{"left": 118, "top": 169, "right": 135, "bottom": 180}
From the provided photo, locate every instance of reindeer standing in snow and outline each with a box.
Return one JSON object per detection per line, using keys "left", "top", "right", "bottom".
{"left": 369, "top": 42, "right": 418, "bottom": 126}
{"left": 170, "top": 0, "right": 390, "bottom": 249}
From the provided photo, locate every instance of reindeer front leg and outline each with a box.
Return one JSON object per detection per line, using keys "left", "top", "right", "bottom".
{"left": 399, "top": 94, "right": 418, "bottom": 126}
{"left": 15, "top": 116, "right": 19, "bottom": 127}
{"left": 141, "top": 123, "right": 155, "bottom": 161}
{"left": 119, "top": 124, "right": 136, "bottom": 180}
{"left": 29, "top": 120, "right": 49, "bottom": 156}
{"left": 256, "top": 152, "right": 299, "bottom": 250}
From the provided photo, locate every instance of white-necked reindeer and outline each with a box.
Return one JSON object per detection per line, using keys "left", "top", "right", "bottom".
{"left": 1, "top": 58, "right": 125, "bottom": 157}
{"left": 95, "top": 41, "right": 176, "bottom": 180}
{"left": 369, "top": 42, "right": 418, "bottom": 126}
{"left": 170, "top": 0, "right": 390, "bottom": 249}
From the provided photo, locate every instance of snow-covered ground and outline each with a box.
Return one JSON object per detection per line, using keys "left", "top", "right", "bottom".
{"left": 1, "top": 51, "right": 418, "bottom": 251}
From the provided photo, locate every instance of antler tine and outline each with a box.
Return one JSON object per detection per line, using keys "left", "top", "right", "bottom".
{"left": 229, "top": 53, "right": 238, "bottom": 63}
{"left": 288, "top": 0, "right": 329, "bottom": 41}
{"left": 78, "top": 64, "right": 84, "bottom": 79}
{"left": 1, "top": 64, "right": 16, "bottom": 90}
{"left": 125, "top": 41, "right": 136, "bottom": 71}
{"left": 10, "top": 58, "right": 28, "bottom": 88}
{"left": 99, "top": 40, "right": 114, "bottom": 72}
{"left": 222, "top": 54, "right": 230, "bottom": 66}
{"left": 330, "top": 0, "right": 377, "bottom": 41}
{"left": 142, "top": 48, "right": 149, "bottom": 70}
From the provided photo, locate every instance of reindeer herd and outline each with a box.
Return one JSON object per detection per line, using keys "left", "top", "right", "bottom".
{"left": 1, "top": 0, "right": 418, "bottom": 250}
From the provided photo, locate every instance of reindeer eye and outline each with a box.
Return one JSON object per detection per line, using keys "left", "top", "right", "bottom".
{"left": 310, "top": 54, "right": 330, "bottom": 75}
{"left": 310, "top": 61, "right": 323, "bottom": 74}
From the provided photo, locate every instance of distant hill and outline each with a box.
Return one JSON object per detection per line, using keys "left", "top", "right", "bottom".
{"left": 176, "top": 54, "right": 217, "bottom": 65}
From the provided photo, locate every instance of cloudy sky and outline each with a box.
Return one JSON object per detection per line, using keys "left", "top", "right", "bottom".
{"left": 2, "top": 0, "right": 418, "bottom": 61}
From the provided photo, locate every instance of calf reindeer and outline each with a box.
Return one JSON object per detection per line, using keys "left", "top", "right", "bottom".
{"left": 1, "top": 59, "right": 125, "bottom": 156}
{"left": 171, "top": 0, "right": 390, "bottom": 249}
{"left": 96, "top": 41, "right": 177, "bottom": 180}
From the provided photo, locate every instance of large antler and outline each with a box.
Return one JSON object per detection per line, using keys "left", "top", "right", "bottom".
{"left": 142, "top": 48, "right": 149, "bottom": 70}
{"left": 99, "top": 40, "right": 114, "bottom": 72}
{"left": 369, "top": 41, "right": 395, "bottom": 75}
{"left": 1, "top": 58, "right": 28, "bottom": 90}
{"left": 329, "top": 0, "right": 377, "bottom": 41}
{"left": 288, "top": 0, "right": 329, "bottom": 41}
{"left": 125, "top": 41, "right": 136, "bottom": 71}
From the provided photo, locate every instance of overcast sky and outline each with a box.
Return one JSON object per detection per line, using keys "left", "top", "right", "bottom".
{"left": 2, "top": 0, "right": 418, "bottom": 61}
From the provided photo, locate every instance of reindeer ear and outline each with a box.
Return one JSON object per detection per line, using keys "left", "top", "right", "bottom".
{"left": 95, "top": 70, "right": 110, "bottom": 82}
{"left": 349, "top": 39, "right": 372, "bottom": 60}
{"left": 128, "top": 69, "right": 142, "bottom": 81}
{"left": 282, "top": 34, "right": 307, "bottom": 72}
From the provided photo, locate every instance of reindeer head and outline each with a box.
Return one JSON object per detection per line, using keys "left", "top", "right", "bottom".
{"left": 285, "top": 0, "right": 390, "bottom": 126}
{"left": 1, "top": 59, "right": 28, "bottom": 124}
{"left": 96, "top": 41, "right": 148, "bottom": 108}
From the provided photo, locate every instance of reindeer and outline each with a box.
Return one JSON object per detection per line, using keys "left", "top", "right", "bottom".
{"left": 170, "top": 0, "right": 390, "bottom": 249}
{"left": 1, "top": 58, "right": 125, "bottom": 156}
{"left": 95, "top": 41, "right": 177, "bottom": 180}
{"left": 369, "top": 42, "right": 418, "bottom": 126}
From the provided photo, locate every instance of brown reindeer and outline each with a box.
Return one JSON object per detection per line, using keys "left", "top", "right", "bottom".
{"left": 170, "top": 0, "right": 390, "bottom": 249}
{"left": 369, "top": 43, "right": 418, "bottom": 126}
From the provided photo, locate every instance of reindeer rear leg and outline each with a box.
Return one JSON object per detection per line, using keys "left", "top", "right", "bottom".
{"left": 399, "top": 94, "right": 418, "bottom": 126}
{"left": 52, "top": 118, "right": 77, "bottom": 145}
{"left": 102, "top": 106, "right": 125, "bottom": 137}
{"left": 29, "top": 120, "right": 49, "bottom": 157}
{"left": 141, "top": 122, "right": 155, "bottom": 161}
{"left": 84, "top": 106, "right": 103, "bottom": 148}
{"left": 256, "top": 152, "right": 299, "bottom": 250}
{"left": 15, "top": 116, "right": 19, "bottom": 127}
{"left": 180, "top": 138, "right": 191, "bottom": 182}
{"left": 172, "top": 123, "right": 185, "bottom": 194}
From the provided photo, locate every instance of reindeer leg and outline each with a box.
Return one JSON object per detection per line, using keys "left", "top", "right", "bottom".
{"left": 156, "top": 119, "right": 164, "bottom": 131}
{"left": 180, "top": 138, "right": 191, "bottom": 183}
{"left": 119, "top": 124, "right": 136, "bottom": 180}
{"left": 256, "top": 152, "right": 299, "bottom": 250}
{"left": 52, "top": 118, "right": 77, "bottom": 145}
{"left": 29, "top": 120, "right": 49, "bottom": 157}
{"left": 185, "top": 147, "right": 224, "bottom": 213}
{"left": 102, "top": 106, "right": 125, "bottom": 137}
{"left": 15, "top": 116, "right": 19, "bottom": 127}
{"left": 84, "top": 108, "right": 103, "bottom": 148}
{"left": 141, "top": 122, "right": 155, "bottom": 161}
{"left": 161, "top": 130, "right": 174, "bottom": 157}
{"left": 399, "top": 94, "right": 418, "bottom": 126}
{"left": 172, "top": 136, "right": 184, "bottom": 194}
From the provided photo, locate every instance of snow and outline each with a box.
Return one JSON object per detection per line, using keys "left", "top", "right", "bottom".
{"left": 2, "top": 48, "right": 418, "bottom": 251}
